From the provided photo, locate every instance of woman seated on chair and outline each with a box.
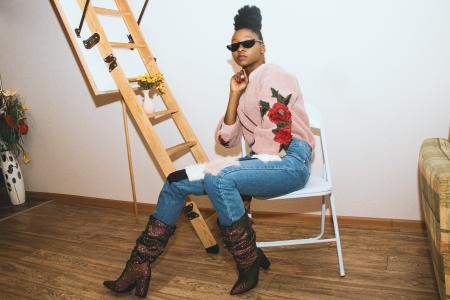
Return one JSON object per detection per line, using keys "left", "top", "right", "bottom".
{"left": 103, "top": 5, "right": 316, "bottom": 298}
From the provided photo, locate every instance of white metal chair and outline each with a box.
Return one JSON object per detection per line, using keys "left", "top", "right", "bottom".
{"left": 241, "top": 102, "right": 345, "bottom": 277}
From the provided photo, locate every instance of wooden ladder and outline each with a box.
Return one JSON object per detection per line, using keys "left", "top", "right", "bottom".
{"left": 53, "top": 0, "right": 218, "bottom": 253}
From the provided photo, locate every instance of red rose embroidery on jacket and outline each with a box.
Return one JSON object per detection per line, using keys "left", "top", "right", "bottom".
{"left": 268, "top": 102, "right": 292, "bottom": 123}
{"left": 259, "top": 88, "right": 293, "bottom": 152}
{"left": 274, "top": 124, "right": 292, "bottom": 145}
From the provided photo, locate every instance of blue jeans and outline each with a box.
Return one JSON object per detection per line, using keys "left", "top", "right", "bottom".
{"left": 153, "top": 138, "right": 312, "bottom": 226}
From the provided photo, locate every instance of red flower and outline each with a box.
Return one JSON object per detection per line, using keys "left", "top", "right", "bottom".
{"left": 18, "top": 120, "right": 28, "bottom": 134}
{"left": 5, "top": 115, "right": 18, "bottom": 129}
{"left": 274, "top": 125, "right": 292, "bottom": 145}
{"left": 268, "top": 102, "right": 291, "bottom": 123}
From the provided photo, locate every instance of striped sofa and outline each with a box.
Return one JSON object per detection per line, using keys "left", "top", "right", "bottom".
{"left": 419, "top": 137, "right": 450, "bottom": 299}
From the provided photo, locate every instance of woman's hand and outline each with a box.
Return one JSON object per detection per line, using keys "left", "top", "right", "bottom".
{"left": 230, "top": 68, "right": 249, "bottom": 95}
{"left": 224, "top": 68, "right": 247, "bottom": 125}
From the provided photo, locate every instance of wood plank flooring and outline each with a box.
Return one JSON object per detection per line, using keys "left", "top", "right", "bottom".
{"left": 0, "top": 199, "right": 440, "bottom": 299}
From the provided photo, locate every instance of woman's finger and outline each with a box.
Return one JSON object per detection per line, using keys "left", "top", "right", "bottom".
{"left": 242, "top": 68, "right": 249, "bottom": 83}
{"left": 235, "top": 72, "right": 242, "bottom": 84}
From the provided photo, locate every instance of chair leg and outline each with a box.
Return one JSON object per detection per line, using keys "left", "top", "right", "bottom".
{"left": 329, "top": 193, "right": 345, "bottom": 276}
{"left": 318, "top": 196, "right": 326, "bottom": 239}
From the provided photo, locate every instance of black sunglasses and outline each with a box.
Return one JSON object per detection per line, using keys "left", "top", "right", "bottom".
{"left": 226, "top": 39, "right": 264, "bottom": 52}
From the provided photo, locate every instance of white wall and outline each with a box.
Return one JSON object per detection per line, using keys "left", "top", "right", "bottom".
{"left": 0, "top": 0, "right": 449, "bottom": 220}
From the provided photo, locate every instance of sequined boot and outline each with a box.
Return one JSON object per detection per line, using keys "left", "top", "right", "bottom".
{"left": 218, "top": 213, "right": 271, "bottom": 295}
{"left": 103, "top": 215, "right": 176, "bottom": 298}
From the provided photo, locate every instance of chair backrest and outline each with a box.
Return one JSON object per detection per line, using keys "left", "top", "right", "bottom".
{"left": 305, "top": 103, "right": 331, "bottom": 184}
{"left": 240, "top": 102, "right": 332, "bottom": 184}
{"left": 304, "top": 102, "right": 322, "bottom": 132}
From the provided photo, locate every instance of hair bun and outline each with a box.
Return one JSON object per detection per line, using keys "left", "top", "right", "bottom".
{"left": 233, "top": 5, "right": 262, "bottom": 32}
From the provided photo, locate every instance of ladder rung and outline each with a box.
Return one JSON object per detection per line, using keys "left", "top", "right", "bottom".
{"left": 166, "top": 141, "right": 196, "bottom": 159}
{"left": 93, "top": 7, "right": 130, "bottom": 16}
{"left": 110, "top": 42, "right": 144, "bottom": 49}
{"left": 128, "top": 75, "right": 159, "bottom": 83}
{"left": 147, "top": 109, "right": 178, "bottom": 120}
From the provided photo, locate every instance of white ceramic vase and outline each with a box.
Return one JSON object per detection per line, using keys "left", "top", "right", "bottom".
{"left": 0, "top": 150, "right": 25, "bottom": 205}
{"left": 142, "top": 89, "right": 154, "bottom": 114}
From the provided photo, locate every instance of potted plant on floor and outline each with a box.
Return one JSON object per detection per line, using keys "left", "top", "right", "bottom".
{"left": 0, "top": 83, "right": 30, "bottom": 205}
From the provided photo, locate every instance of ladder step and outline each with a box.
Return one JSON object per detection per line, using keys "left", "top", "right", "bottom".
{"left": 128, "top": 76, "right": 156, "bottom": 83}
{"left": 93, "top": 7, "right": 130, "bottom": 16}
{"left": 110, "top": 42, "right": 144, "bottom": 49}
{"left": 166, "top": 141, "right": 197, "bottom": 160}
{"left": 147, "top": 109, "right": 178, "bottom": 120}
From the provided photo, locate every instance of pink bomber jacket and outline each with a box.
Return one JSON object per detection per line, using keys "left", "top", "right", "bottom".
{"left": 214, "top": 63, "right": 316, "bottom": 158}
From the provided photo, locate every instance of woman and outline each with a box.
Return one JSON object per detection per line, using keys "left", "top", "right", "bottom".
{"left": 103, "top": 5, "right": 315, "bottom": 298}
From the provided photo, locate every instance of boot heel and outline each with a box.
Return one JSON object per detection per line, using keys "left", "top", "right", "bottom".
{"left": 103, "top": 280, "right": 136, "bottom": 294}
{"left": 134, "top": 274, "right": 151, "bottom": 298}
{"left": 258, "top": 250, "right": 271, "bottom": 270}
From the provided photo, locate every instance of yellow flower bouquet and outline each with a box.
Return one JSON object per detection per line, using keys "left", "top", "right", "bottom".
{"left": 136, "top": 71, "right": 166, "bottom": 94}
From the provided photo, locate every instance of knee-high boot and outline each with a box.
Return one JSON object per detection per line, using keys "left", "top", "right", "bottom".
{"left": 103, "top": 215, "right": 176, "bottom": 298}
{"left": 218, "top": 213, "right": 271, "bottom": 295}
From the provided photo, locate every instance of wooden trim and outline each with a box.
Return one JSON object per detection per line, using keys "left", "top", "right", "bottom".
{"left": 27, "top": 191, "right": 425, "bottom": 230}
{"left": 26, "top": 191, "right": 155, "bottom": 213}
{"left": 250, "top": 210, "right": 424, "bottom": 231}
{"left": 337, "top": 214, "right": 425, "bottom": 231}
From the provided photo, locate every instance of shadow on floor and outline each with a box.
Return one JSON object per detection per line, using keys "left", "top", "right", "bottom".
{"left": 0, "top": 185, "right": 52, "bottom": 220}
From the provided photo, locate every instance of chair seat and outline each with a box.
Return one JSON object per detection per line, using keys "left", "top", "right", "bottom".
{"left": 259, "top": 175, "right": 332, "bottom": 200}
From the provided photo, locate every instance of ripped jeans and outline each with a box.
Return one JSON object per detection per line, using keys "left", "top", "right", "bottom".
{"left": 153, "top": 138, "right": 312, "bottom": 226}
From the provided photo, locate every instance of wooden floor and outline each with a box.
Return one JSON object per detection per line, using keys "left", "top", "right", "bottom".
{"left": 0, "top": 199, "right": 439, "bottom": 300}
